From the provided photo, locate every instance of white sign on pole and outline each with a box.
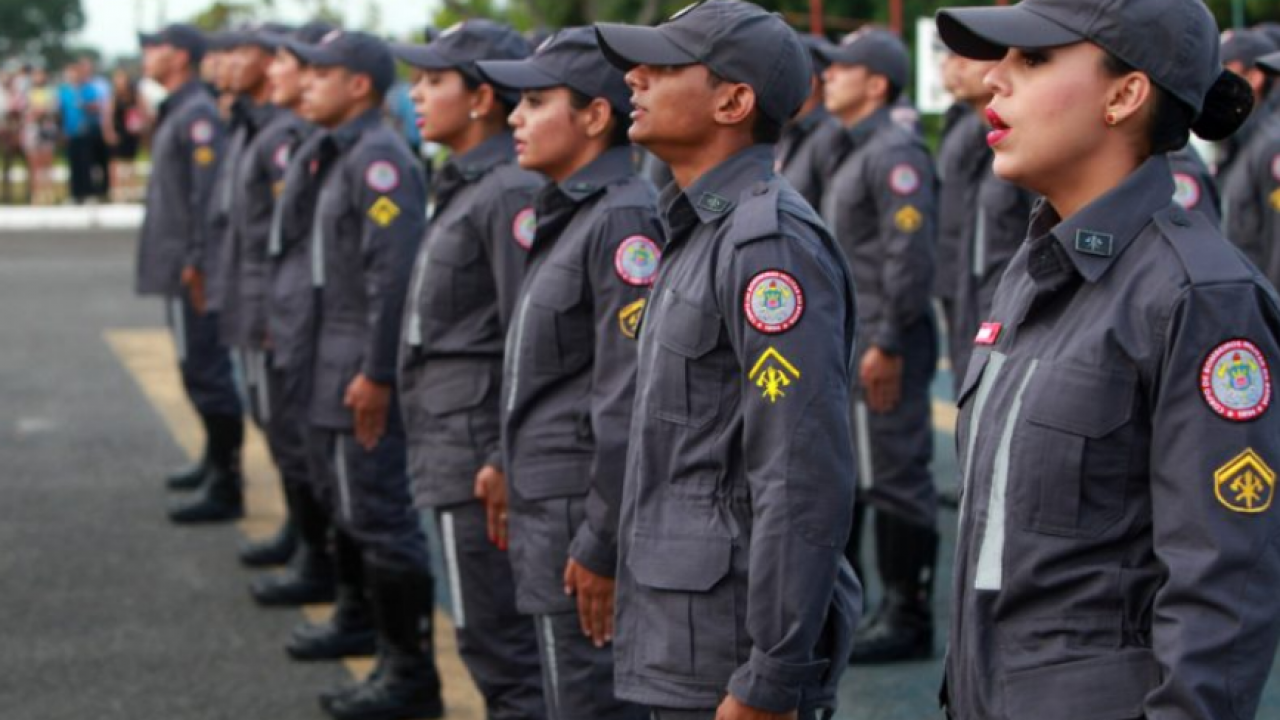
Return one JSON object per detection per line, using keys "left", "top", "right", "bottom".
{"left": 915, "top": 16, "right": 952, "bottom": 114}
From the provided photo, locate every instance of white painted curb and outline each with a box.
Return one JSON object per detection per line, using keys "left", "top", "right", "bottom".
{"left": 0, "top": 204, "right": 144, "bottom": 231}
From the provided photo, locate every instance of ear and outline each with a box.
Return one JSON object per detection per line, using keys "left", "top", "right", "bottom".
{"left": 867, "top": 73, "right": 890, "bottom": 103}
{"left": 348, "top": 71, "right": 374, "bottom": 103}
{"left": 470, "top": 82, "right": 497, "bottom": 120}
{"left": 580, "top": 97, "right": 613, "bottom": 139}
{"left": 1105, "top": 70, "right": 1151, "bottom": 125}
{"left": 711, "top": 81, "right": 757, "bottom": 128}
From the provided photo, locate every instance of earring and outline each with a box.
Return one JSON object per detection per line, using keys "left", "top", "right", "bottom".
{"left": 469, "top": 110, "right": 480, "bottom": 121}
{"left": 1105, "top": 111, "right": 1118, "bottom": 126}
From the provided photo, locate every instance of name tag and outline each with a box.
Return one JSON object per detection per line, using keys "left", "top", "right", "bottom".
{"left": 975, "top": 322, "right": 1002, "bottom": 346}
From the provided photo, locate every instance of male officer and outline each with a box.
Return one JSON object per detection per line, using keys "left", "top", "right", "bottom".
{"left": 391, "top": 21, "right": 548, "bottom": 720}
{"left": 777, "top": 33, "right": 841, "bottom": 211}
{"left": 937, "top": 52, "right": 1033, "bottom": 391}
{"left": 596, "top": 2, "right": 862, "bottom": 718}
{"left": 1230, "top": 52, "right": 1280, "bottom": 293}
{"left": 135, "top": 24, "right": 245, "bottom": 524}
{"left": 819, "top": 28, "right": 939, "bottom": 664}
{"left": 1216, "top": 29, "right": 1278, "bottom": 177}
{"left": 287, "top": 30, "right": 442, "bottom": 720}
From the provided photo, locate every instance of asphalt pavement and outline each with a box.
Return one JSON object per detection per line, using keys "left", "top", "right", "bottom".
{"left": 1, "top": 228, "right": 1276, "bottom": 720}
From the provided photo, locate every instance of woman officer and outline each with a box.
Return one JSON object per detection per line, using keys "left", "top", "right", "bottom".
{"left": 935, "top": 1, "right": 1280, "bottom": 719}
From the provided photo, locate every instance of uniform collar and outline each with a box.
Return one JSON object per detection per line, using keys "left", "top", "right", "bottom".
{"left": 661, "top": 144, "right": 775, "bottom": 226}
{"left": 158, "top": 80, "right": 208, "bottom": 117}
{"left": 786, "top": 105, "right": 831, "bottom": 139}
{"left": 557, "top": 146, "right": 634, "bottom": 203}
{"left": 1035, "top": 154, "right": 1175, "bottom": 284}
{"left": 843, "top": 105, "right": 893, "bottom": 147}
{"left": 328, "top": 107, "right": 384, "bottom": 151}
{"left": 445, "top": 132, "right": 517, "bottom": 183}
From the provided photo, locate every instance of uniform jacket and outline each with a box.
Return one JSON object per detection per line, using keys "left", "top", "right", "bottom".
{"left": 946, "top": 156, "right": 1280, "bottom": 720}
{"left": 501, "top": 146, "right": 661, "bottom": 613}
{"left": 397, "top": 132, "right": 542, "bottom": 508}
{"left": 1222, "top": 118, "right": 1280, "bottom": 291}
{"left": 309, "top": 109, "right": 426, "bottom": 429}
{"left": 776, "top": 106, "right": 841, "bottom": 212}
{"left": 615, "top": 146, "right": 861, "bottom": 714}
{"left": 135, "top": 80, "right": 224, "bottom": 297}
{"left": 822, "top": 106, "right": 936, "bottom": 355}
{"left": 1169, "top": 146, "right": 1221, "bottom": 227}
{"left": 935, "top": 106, "right": 988, "bottom": 304}
{"left": 265, "top": 123, "right": 321, "bottom": 372}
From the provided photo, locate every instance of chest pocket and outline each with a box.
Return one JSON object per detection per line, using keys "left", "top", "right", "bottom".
{"left": 652, "top": 290, "right": 723, "bottom": 428}
{"left": 423, "top": 225, "right": 481, "bottom": 317}
{"left": 526, "top": 263, "right": 587, "bottom": 374}
{"left": 1011, "top": 363, "right": 1136, "bottom": 538}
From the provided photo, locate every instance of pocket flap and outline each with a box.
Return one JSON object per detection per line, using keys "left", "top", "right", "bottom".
{"left": 1004, "top": 650, "right": 1159, "bottom": 720}
{"left": 1024, "top": 364, "right": 1135, "bottom": 438}
{"left": 529, "top": 264, "right": 583, "bottom": 312}
{"left": 657, "top": 291, "right": 721, "bottom": 359}
{"left": 627, "top": 531, "right": 732, "bottom": 592}
{"left": 420, "top": 361, "right": 492, "bottom": 415}
{"left": 430, "top": 232, "right": 480, "bottom": 266}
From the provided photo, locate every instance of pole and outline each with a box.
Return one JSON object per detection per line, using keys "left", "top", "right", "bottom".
{"left": 1232, "top": 0, "right": 1245, "bottom": 29}
{"left": 890, "top": 0, "right": 903, "bottom": 35}
{"left": 810, "top": 0, "right": 825, "bottom": 36}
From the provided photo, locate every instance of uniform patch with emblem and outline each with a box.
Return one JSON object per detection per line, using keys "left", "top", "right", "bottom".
{"left": 749, "top": 347, "right": 801, "bottom": 404}
{"left": 1214, "top": 448, "right": 1275, "bottom": 514}
{"left": 272, "top": 181, "right": 286, "bottom": 198}
{"left": 512, "top": 207, "right": 536, "bottom": 249}
{"left": 618, "top": 298, "right": 646, "bottom": 340}
{"left": 1172, "top": 173, "right": 1200, "bottom": 209}
{"left": 1270, "top": 187, "right": 1280, "bottom": 213}
{"left": 365, "top": 160, "right": 400, "bottom": 193}
{"left": 273, "top": 143, "right": 290, "bottom": 170}
{"left": 1074, "top": 229, "right": 1114, "bottom": 257}
{"left": 1201, "top": 339, "right": 1272, "bottom": 422}
{"left": 368, "top": 196, "right": 401, "bottom": 228}
{"left": 615, "top": 236, "right": 661, "bottom": 286}
{"left": 974, "top": 322, "right": 1002, "bottom": 346}
{"left": 190, "top": 119, "right": 214, "bottom": 144}
{"left": 194, "top": 147, "right": 215, "bottom": 166}
{"left": 744, "top": 270, "right": 804, "bottom": 334}
{"left": 698, "top": 192, "right": 731, "bottom": 213}
{"left": 889, "top": 164, "right": 920, "bottom": 196}
{"left": 894, "top": 205, "right": 923, "bottom": 233}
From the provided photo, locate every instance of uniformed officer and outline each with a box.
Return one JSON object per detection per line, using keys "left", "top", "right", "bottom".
{"left": 596, "top": 2, "right": 861, "bottom": 718}
{"left": 390, "top": 21, "right": 548, "bottom": 720}
{"left": 818, "top": 28, "right": 940, "bottom": 663}
{"left": 936, "top": 1, "right": 1280, "bottom": 718}
{"left": 286, "top": 31, "right": 443, "bottom": 720}
{"left": 1215, "top": 29, "right": 1277, "bottom": 178}
{"left": 1168, "top": 145, "right": 1220, "bottom": 226}
{"left": 936, "top": 52, "right": 1034, "bottom": 392}
{"left": 776, "top": 34, "right": 841, "bottom": 212}
{"left": 1230, "top": 52, "right": 1280, "bottom": 293}
{"left": 479, "top": 27, "right": 658, "bottom": 720}
{"left": 135, "top": 24, "right": 246, "bottom": 524}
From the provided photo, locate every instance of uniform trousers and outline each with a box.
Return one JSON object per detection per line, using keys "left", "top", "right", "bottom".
{"left": 166, "top": 292, "right": 241, "bottom": 418}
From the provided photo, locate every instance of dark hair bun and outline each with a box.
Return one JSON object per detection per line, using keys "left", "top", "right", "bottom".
{"left": 1192, "top": 70, "right": 1254, "bottom": 141}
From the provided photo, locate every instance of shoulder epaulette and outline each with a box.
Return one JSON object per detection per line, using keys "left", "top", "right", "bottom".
{"left": 1155, "top": 206, "right": 1252, "bottom": 286}
{"left": 727, "top": 180, "right": 781, "bottom": 246}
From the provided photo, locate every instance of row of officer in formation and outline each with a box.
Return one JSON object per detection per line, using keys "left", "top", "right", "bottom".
{"left": 131, "top": 0, "right": 1280, "bottom": 719}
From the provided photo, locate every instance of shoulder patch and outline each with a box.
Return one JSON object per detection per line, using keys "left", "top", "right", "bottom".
{"left": 744, "top": 270, "right": 804, "bottom": 334}
{"left": 512, "top": 207, "right": 536, "bottom": 250}
{"left": 1201, "top": 339, "right": 1272, "bottom": 422}
{"left": 1215, "top": 448, "right": 1275, "bottom": 514}
{"left": 273, "top": 143, "right": 291, "bottom": 170}
{"left": 1172, "top": 172, "right": 1201, "bottom": 210}
{"left": 1272, "top": 154, "right": 1280, "bottom": 182}
{"left": 190, "top": 119, "right": 214, "bottom": 144}
{"left": 368, "top": 197, "right": 401, "bottom": 227}
{"left": 749, "top": 346, "right": 801, "bottom": 404}
{"left": 888, "top": 163, "right": 920, "bottom": 196}
{"left": 894, "top": 205, "right": 924, "bottom": 233}
{"left": 365, "top": 160, "right": 401, "bottom": 194}
{"left": 618, "top": 298, "right": 646, "bottom": 340}
{"left": 1270, "top": 188, "right": 1280, "bottom": 213}
{"left": 615, "top": 235, "right": 661, "bottom": 286}
{"left": 194, "top": 147, "right": 215, "bottom": 166}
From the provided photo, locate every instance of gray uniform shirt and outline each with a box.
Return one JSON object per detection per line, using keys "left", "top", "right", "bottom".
{"left": 946, "top": 156, "right": 1280, "bottom": 720}
{"left": 135, "top": 81, "right": 224, "bottom": 297}
{"left": 266, "top": 124, "right": 321, "bottom": 372}
{"left": 501, "top": 147, "right": 660, "bottom": 612}
{"left": 776, "top": 106, "right": 841, "bottom": 212}
{"left": 1169, "top": 146, "right": 1221, "bottom": 227}
{"left": 614, "top": 146, "right": 861, "bottom": 714}
{"left": 397, "top": 132, "right": 542, "bottom": 508}
{"left": 1223, "top": 118, "right": 1280, "bottom": 291}
{"left": 935, "top": 106, "right": 988, "bottom": 304}
{"left": 822, "top": 106, "right": 936, "bottom": 354}
{"left": 309, "top": 110, "right": 426, "bottom": 429}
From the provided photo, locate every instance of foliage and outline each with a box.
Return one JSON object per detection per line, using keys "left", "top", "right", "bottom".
{"left": 0, "top": 0, "right": 85, "bottom": 63}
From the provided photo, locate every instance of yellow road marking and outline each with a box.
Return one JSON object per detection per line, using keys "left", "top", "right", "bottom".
{"left": 933, "top": 400, "right": 957, "bottom": 434}
{"left": 105, "top": 328, "right": 485, "bottom": 718}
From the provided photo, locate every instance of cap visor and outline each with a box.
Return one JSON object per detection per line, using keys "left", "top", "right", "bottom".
{"left": 1260, "top": 51, "right": 1280, "bottom": 76}
{"left": 936, "top": 6, "right": 1082, "bottom": 61}
{"left": 390, "top": 42, "right": 457, "bottom": 71}
{"left": 475, "top": 59, "right": 561, "bottom": 91}
{"left": 255, "top": 31, "right": 291, "bottom": 51}
{"left": 594, "top": 23, "right": 696, "bottom": 70}
{"left": 285, "top": 39, "right": 342, "bottom": 67}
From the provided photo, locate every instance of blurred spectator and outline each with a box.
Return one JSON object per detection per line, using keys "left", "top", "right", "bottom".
{"left": 103, "top": 68, "right": 147, "bottom": 201}
{"left": 23, "top": 68, "right": 58, "bottom": 204}
{"left": 80, "top": 58, "right": 112, "bottom": 198}
{"left": 58, "top": 61, "right": 107, "bottom": 204}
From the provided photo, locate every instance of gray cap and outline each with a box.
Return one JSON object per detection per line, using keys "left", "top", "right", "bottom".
{"left": 798, "top": 33, "right": 835, "bottom": 74}
{"left": 819, "top": 28, "right": 909, "bottom": 89}
{"left": 237, "top": 22, "right": 295, "bottom": 51}
{"left": 1258, "top": 51, "right": 1280, "bottom": 76}
{"left": 594, "top": 0, "right": 812, "bottom": 124}
{"left": 1221, "top": 29, "right": 1278, "bottom": 69}
{"left": 936, "top": 0, "right": 1244, "bottom": 135}
{"left": 1259, "top": 23, "right": 1280, "bottom": 51}
{"left": 392, "top": 19, "right": 530, "bottom": 106}
{"left": 138, "top": 23, "right": 207, "bottom": 64}
{"left": 286, "top": 30, "right": 396, "bottom": 96}
{"left": 477, "top": 27, "right": 630, "bottom": 115}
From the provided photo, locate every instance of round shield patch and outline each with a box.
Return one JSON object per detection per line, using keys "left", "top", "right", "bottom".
{"left": 744, "top": 270, "right": 804, "bottom": 334}
{"left": 190, "top": 119, "right": 213, "bottom": 144}
{"left": 273, "top": 143, "right": 291, "bottom": 170}
{"left": 1201, "top": 339, "right": 1272, "bottom": 422}
{"left": 1272, "top": 154, "right": 1280, "bottom": 182}
{"left": 512, "top": 207, "right": 536, "bottom": 249}
{"left": 614, "top": 236, "right": 661, "bottom": 286}
{"left": 1172, "top": 173, "right": 1200, "bottom": 210}
{"left": 889, "top": 164, "right": 920, "bottom": 196}
{"left": 365, "top": 160, "right": 400, "bottom": 194}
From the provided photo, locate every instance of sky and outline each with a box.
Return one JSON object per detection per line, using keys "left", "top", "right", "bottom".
{"left": 76, "top": 0, "right": 440, "bottom": 61}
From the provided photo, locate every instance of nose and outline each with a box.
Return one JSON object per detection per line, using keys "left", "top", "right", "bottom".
{"left": 984, "top": 53, "right": 1011, "bottom": 97}
{"left": 625, "top": 65, "right": 647, "bottom": 92}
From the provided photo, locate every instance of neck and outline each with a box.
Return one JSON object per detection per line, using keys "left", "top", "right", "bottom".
{"left": 446, "top": 120, "right": 500, "bottom": 158}
{"left": 328, "top": 98, "right": 376, "bottom": 129}
{"left": 549, "top": 139, "right": 610, "bottom": 185}
{"left": 1041, "top": 145, "right": 1141, "bottom": 220}
{"left": 836, "top": 98, "right": 882, "bottom": 129}
{"left": 664, "top": 131, "right": 754, "bottom": 189}
{"left": 246, "top": 80, "right": 272, "bottom": 106}
{"left": 161, "top": 69, "right": 192, "bottom": 93}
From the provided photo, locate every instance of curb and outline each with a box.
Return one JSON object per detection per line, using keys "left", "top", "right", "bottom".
{"left": 0, "top": 204, "right": 144, "bottom": 231}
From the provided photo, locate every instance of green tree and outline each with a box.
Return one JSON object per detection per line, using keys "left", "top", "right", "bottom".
{"left": 0, "top": 0, "right": 85, "bottom": 60}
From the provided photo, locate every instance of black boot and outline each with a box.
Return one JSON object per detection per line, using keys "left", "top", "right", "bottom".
{"left": 239, "top": 518, "right": 298, "bottom": 567}
{"left": 168, "top": 415, "right": 244, "bottom": 524}
{"left": 165, "top": 414, "right": 214, "bottom": 491}
{"left": 251, "top": 484, "right": 335, "bottom": 605}
{"left": 322, "top": 564, "right": 443, "bottom": 720}
{"left": 287, "top": 532, "right": 375, "bottom": 660}
{"left": 848, "top": 513, "right": 937, "bottom": 664}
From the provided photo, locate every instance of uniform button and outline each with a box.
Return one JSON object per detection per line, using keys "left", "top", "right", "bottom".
{"left": 753, "top": 185, "right": 768, "bottom": 196}
{"left": 1171, "top": 211, "right": 1190, "bottom": 227}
